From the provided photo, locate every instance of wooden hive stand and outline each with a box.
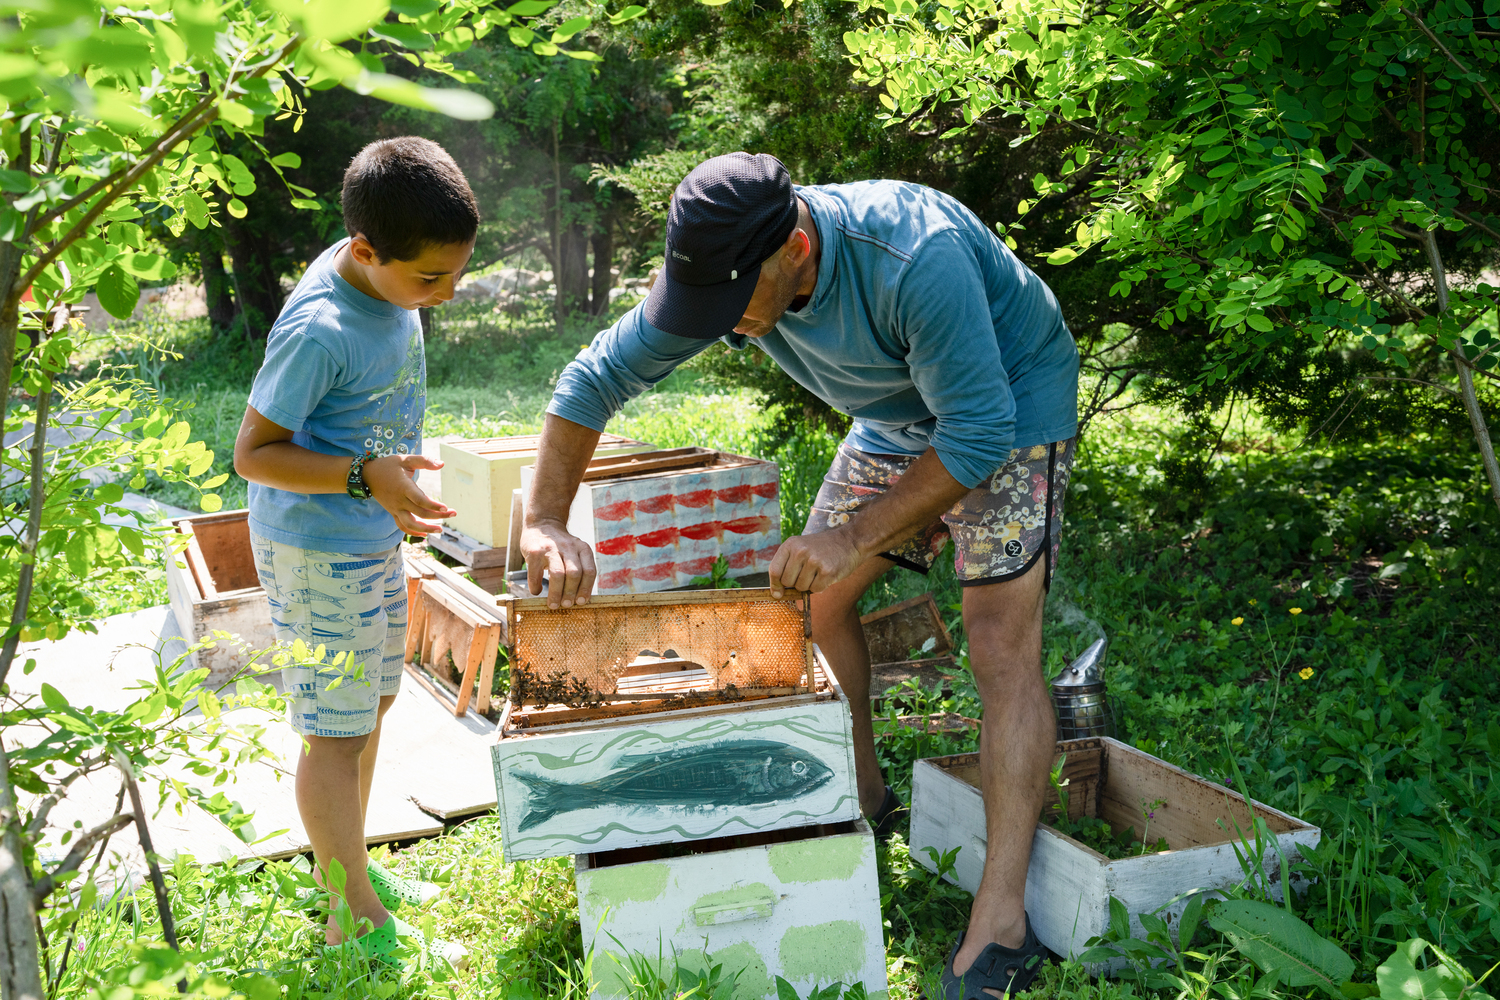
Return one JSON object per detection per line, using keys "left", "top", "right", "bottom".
{"left": 403, "top": 553, "right": 506, "bottom": 717}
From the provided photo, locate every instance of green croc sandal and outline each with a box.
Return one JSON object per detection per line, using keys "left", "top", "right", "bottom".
{"left": 367, "top": 858, "right": 443, "bottom": 909}
{"left": 329, "top": 914, "right": 470, "bottom": 972}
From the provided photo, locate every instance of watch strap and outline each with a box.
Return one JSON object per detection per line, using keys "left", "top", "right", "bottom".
{"left": 347, "top": 452, "right": 374, "bottom": 500}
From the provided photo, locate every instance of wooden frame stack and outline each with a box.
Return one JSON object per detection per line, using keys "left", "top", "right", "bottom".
{"left": 402, "top": 553, "right": 506, "bottom": 717}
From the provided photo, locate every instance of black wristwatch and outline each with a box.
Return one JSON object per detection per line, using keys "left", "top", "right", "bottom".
{"left": 347, "top": 452, "right": 375, "bottom": 500}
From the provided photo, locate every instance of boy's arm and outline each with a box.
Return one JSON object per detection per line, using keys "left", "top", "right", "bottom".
{"left": 233, "top": 405, "right": 455, "bottom": 536}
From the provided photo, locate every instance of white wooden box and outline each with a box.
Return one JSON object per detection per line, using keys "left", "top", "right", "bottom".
{"left": 491, "top": 590, "right": 857, "bottom": 862}
{"left": 518, "top": 448, "right": 780, "bottom": 596}
{"left": 163, "top": 510, "right": 276, "bottom": 688}
{"left": 909, "top": 738, "right": 1320, "bottom": 962}
{"left": 577, "top": 818, "right": 888, "bottom": 1000}
{"left": 440, "top": 433, "right": 653, "bottom": 548}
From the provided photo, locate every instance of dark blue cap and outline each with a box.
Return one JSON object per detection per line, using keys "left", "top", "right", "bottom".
{"left": 643, "top": 152, "right": 798, "bottom": 340}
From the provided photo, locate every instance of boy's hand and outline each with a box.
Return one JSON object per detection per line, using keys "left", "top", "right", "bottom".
{"left": 364, "top": 455, "right": 456, "bottom": 536}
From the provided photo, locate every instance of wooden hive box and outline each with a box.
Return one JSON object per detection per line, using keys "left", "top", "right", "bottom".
{"left": 577, "top": 818, "right": 888, "bottom": 1000}
{"left": 440, "top": 433, "right": 652, "bottom": 548}
{"left": 491, "top": 589, "right": 858, "bottom": 862}
{"left": 163, "top": 510, "right": 276, "bottom": 688}
{"left": 909, "top": 738, "right": 1320, "bottom": 965}
{"left": 519, "top": 448, "right": 781, "bottom": 596}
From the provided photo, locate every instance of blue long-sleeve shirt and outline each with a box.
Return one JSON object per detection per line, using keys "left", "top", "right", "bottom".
{"left": 549, "top": 180, "right": 1080, "bottom": 488}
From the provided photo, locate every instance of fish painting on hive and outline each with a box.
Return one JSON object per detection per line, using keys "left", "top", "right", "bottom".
{"left": 588, "top": 462, "right": 782, "bottom": 595}
{"left": 515, "top": 739, "right": 833, "bottom": 830}
{"left": 491, "top": 705, "right": 860, "bottom": 861}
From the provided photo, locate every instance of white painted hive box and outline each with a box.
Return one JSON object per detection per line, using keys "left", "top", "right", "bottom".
{"left": 909, "top": 738, "right": 1320, "bottom": 964}
{"left": 577, "top": 818, "right": 888, "bottom": 1000}
{"left": 163, "top": 510, "right": 276, "bottom": 688}
{"left": 440, "top": 432, "right": 653, "bottom": 547}
{"left": 491, "top": 590, "right": 858, "bottom": 861}
{"left": 519, "top": 448, "right": 780, "bottom": 596}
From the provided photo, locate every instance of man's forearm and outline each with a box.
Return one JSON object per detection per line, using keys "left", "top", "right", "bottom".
{"left": 842, "top": 447, "right": 971, "bottom": 556}
{"left": 525, "top": 414, "right": 603, "bottom": 527}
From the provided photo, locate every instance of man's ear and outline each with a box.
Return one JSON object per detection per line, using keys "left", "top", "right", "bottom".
{"left": 784, "top": 227, "right": 812, "bottom": 267}
{"left": 348, "top": 234, "right": 379, "bottom": 266}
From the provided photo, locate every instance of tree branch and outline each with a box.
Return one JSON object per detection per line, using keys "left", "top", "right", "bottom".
{"left": 1401, "top": 7, "right": 1500, "bottom": 119}
{"left": 28, "top": 812, "right": 136, "bottom": 903}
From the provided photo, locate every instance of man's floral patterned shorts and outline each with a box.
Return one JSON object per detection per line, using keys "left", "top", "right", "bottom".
{"left": 806, "top": 438, "right": 1078, "bottom": 588}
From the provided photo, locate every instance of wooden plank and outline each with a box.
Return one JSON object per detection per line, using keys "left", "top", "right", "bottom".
{"left": 181, "top": 525, "right": 218, "bottom": 600}
{"left": 422, "top": 558, "right": 506, "bottom": 624}
{"left": 576, "top": 818, "right": 887, "bottom": 999}
{"left": 491, "top": 691, "right": 858, "bottom": 861}
{"left": 476, "top": 623, "right": 500, "bottom": 715}
{"left": 429, "top": 526, "right": 509, "bottom": 570}
{"left": 576, "top": 447, "right": 719, "bottom": 480}
{"left": 506, "top": 488, "right": 525, "bottom": 573}
{"left": 510, "top": 586, "right": 807, "bottom": 612}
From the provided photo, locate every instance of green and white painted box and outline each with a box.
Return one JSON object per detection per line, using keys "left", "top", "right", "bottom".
{"left": 491, "top": 684, "right": 859, "bottom": 862}
{"left": 576, "top": 818, "right": 889, "bottom": 999}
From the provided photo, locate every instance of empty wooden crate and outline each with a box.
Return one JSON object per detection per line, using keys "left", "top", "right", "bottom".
{"left": 491, "top": 589, "right": 858, "bottom": 861}
{"left": 909, "top": 738, "right": 1320, "bottom": 962}
{"left": 519, "top": 447, "right": 781, "bottom": 596}
{"left": 163, "top": 510, "right": 276, "bottom": 687}
{"left": 578, "top": 819, "right": 888, "bottom": 999}
{"left": 440, "top": 433, "right": 653, "bottom": 548}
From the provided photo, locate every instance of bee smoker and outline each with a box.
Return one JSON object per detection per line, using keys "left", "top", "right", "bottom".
{"left": 1051, "top": 637, "right": 1116, "bottom": 739}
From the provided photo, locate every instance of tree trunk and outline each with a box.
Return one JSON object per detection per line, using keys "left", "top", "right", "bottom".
{"left": 194, "top": 229, "right": 237, "bottom": 333}
{"left": 221, "top": 219, "right": 284, "bottom": 339}
{"left": 589, "top": 219, "right": 614, "bottom": 317}
{"left": 0, "top": 747, "right": 42, "bottom": 1000}
{"left": 556, "top": 223, "right": 590, "bottom": 320}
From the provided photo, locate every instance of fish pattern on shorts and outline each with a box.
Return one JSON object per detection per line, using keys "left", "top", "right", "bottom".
{"left": 252, "top": 532, "right": 406, "bottom": 738}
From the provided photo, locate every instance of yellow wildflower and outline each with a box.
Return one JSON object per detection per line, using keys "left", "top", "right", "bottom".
{"left": 1289, "top": 607, "right": 1303, "bottom": 615}
{"left": 1232, "top": 617, "right": 1245, "bottom": 626}
{"left": 1249, "top": 598, "right": 1258, "bottom": 606}
{"left": 1299, "top": 667, "right": 1315, "bottom": 680}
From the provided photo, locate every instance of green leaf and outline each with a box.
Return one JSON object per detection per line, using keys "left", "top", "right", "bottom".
{"left": 94, "top": 482, "right": 124, "bottom": 504}
{"left": 551, "top": 15, "right": 591, "bottom": 41}
{"left": 200, "top": 493, "right": 224, "bottom": 513}
{"left": 370, "top": 22, "right": 433, "bottom": 49}
{"left": 227, "top": 198, "right": 248, "bottom": 219}
{"left": 271, "top": 152, "right": 302, "bottom": 169}
{"left": 532, "top": 40, "right": 559, "bottom": 55}
{"left": 506, "top": 0, "right": 556, "bottom": 13}
{"left": 1376, "top": 939, "right": 1469, "bottom": 1000}
{"left": 200, "top": 472, "right": 228, "bottom": 489}
{"left": 608, "top": 4, "right": 647, "bottom": 23}
{"left": 391, "top": 0, "right": 440, "bottom": 12}
{"left": 118, "top": 253, "right": 178, "bottom": 282}
{"left": 344, "top": 71, "right": 494, "bottom": 120}
{"left": 265, "top": 0, "right": 391, "bottom": 42}
{"left": 1046, "top": 247, "right": 1078, "bottom": 265}
{"left": 40, "top": 683, "right": 69, "bottom": 711}
{"left": 775, "top": 977, "right": 801, "bottom": 1000}
{"left": 1209, "top": 899, "right": 1354, "bottom": 998}
{"left": 1247, "top": 313, "right": 1274, "bottom": 332}
{"left": 216, "top": 99, "right": 255, "bottom": 129}
{"left": 508, "top": 24, "right": 535, "bottom": 46}
{"left": 0, "top": 169, "right": 31, "bottom": 193}
{"left": 95, "top": 265, "right": 140, "bottom": 319}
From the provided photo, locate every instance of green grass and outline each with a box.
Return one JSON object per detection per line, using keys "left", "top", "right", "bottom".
{"left": 47, "top": 304, "right": 1500, "bottom": 998}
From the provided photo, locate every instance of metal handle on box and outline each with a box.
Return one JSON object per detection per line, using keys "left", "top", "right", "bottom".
{"left": 692, "top": 893, "right": 777, "bottom": 926}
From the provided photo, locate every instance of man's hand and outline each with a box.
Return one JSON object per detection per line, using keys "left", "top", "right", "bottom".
{"left": 520, "top": 521, "right": 596, "bottom": 609}
{"left": 768, "top": 528, "right": 865, "bottom": 598}
{"left": 364, "top": 454, "right": 455, "bottom": 536}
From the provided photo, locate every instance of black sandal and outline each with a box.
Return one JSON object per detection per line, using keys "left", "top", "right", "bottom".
{"left": 870, "top": 785, "right": 902, "bottom": 837}
{"left": 938, "top": 915, "right": 1048, "bottom": 1000}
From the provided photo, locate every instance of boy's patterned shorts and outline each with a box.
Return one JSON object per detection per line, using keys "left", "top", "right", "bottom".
{"left": 251, "top": 532, "right": 406, "bottom": 738}
{"left": 806, "top": 438, "right": 1078, "bottom": 588}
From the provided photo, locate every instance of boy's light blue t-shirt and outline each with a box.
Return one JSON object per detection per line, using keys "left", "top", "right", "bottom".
{"left": 247, "top": 239, "right": 425, "bottom": 552}
{"left": 548, "top": 180, "right": 1080, "bottom": 489}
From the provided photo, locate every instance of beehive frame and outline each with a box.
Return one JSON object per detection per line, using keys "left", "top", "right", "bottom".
{"left": 502, "top": 588, "right": 814, "bottom": 726}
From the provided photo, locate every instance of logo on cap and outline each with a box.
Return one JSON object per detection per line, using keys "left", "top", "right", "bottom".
{"left": 671, "top": 249, "right": 692, "bottom": 262}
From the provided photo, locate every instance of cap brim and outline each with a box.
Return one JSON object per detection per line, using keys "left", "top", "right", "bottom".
{"left": 642, "top": 267, "right": 760, "bottom": 340}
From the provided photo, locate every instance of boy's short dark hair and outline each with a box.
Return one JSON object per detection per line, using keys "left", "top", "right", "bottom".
{"left": 342, "top": 137, "right": 479, "bottom": 262}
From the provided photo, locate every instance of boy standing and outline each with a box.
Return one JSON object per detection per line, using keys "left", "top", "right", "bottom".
{"left": 234, "top": 136, "right": 475, "bottom": 968}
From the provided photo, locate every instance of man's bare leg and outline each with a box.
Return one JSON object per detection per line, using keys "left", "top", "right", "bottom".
{"left": 951, "top": 554, "right": 1052, "bottom": 990}
{"left": 808, "top": 556, "right": 895, "bottom": 817}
